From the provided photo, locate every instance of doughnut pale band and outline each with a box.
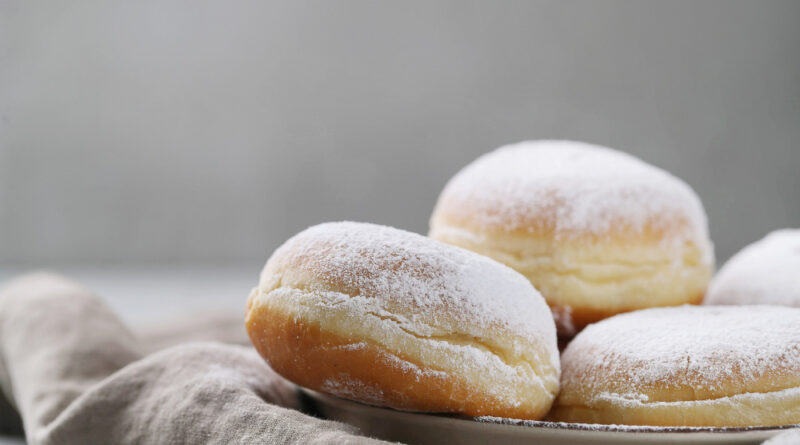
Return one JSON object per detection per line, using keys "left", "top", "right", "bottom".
{"left": 431, "top": 224, "right": 709, "bottom": 332}
{"left": 246, "top": 222, "right": 560, "bottom": 419}
{"left": 550, "top": 387, "right": 800, "bottom": 427}
{"left": 550, "top": 305, "right": 800, "bottom": 427}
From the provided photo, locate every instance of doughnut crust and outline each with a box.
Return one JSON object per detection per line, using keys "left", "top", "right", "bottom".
{"left": 550, "top": 305, "right": 800, "bottom": 427}
{"left": 705, "top": 229, "right": 800, "bottom": 307}
{"left": 245, "top": 222, "right": 560, "bottom": 419}
{"left": 429, "top": 140, "right": 714, "bottom": 335}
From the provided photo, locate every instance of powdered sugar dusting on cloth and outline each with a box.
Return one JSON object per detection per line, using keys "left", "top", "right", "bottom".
{"left": 266, "top": 222, "right": 558, "bottom": 354}
{"left": 561, "top": 305, "right": 800, "bottom": 400}
{"left": 706, "top": 229, "right": 800, "bottom": 307}
{"left": 434, "top": 140, "right": 710, "bottom": 244}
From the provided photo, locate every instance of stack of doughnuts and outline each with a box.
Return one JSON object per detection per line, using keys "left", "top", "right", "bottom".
{"left": 245, "top": 139, "right": 800, "bottom": 429}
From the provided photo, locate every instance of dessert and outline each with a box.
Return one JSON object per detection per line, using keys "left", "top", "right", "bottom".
{"left": 246, "top": 221, "right": 560, "bottom": 419}
{"left": 430, "top": 140, "right": 714, "bottom": 335}
{"left": 550, "top": 305, "right": 800, "bottom": 427}
{"left": 705, "top": 229, "right": 800, "bottom": 307}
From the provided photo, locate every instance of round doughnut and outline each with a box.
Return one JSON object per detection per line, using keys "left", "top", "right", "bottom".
{"left": 550, "top": 305, "right": 800, "bottom": 427}
{"left": 245, "top": 221, "right": 560, "bottom": 419}
{"left": 705, "top": 229, "right": 800, "bottom": 307}
{"left": 429, "top": 140, "right": 714, "bottom": 336}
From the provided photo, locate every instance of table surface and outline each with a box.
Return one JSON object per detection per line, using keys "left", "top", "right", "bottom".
{"left": 0, "top": 264, "right": 261, "bottom": 444}
{"left": 0, "top": 264, "right": 257, "bottom": 326}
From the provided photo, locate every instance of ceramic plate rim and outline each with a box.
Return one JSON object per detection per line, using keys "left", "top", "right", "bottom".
{"left": 302, "top": 388, "right": 800, "bottom": 436}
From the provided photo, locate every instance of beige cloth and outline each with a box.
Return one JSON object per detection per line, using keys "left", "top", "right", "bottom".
{"left": 0, "top": 273, "right": 391, "bottom": 445}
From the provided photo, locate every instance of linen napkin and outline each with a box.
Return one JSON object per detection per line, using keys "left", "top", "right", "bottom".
{"left": 0, "top": 273, "right": 390, "bottom": 445}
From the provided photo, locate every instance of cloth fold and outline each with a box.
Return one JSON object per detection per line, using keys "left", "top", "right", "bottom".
{"left": 0, "top": 273, "right": 389, "bottom": 445}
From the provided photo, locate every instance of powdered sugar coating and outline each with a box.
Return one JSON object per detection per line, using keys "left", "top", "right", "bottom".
{"left": 560, "top": 305, "right": 800, "bottom": 402}
{"left": 263, "top": 221, "right": 558, "bottom": 360}
{"left": 433, "top": 140, "right": 710, "bottom": 246}
{"left": 706, "top": 229, "right": 800, "bottom": 307}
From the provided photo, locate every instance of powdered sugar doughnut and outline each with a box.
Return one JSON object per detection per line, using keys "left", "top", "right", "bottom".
{"left": 550, "top": 305, "right": 800, "bottom": 427}
{"left": 429, "top": 140, "right": 714, "bottom": 336}
{"left": 705, "top": 229, "right": 800, "bottom": 307}
{"left": 245, "top": 222, "right": 560, "bottom": 419}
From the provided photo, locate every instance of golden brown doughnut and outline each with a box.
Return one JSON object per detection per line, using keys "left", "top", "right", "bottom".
{"left": 245, "top": 221, "right": 560, "bottom": 419}
{"left": 429, "top": 140, "right": 714, "bottom": 336}
{"left": 705, "top": 229, "right": 800, "bottom": 307}
{"left": 550, "top": 305, "right": 800, "bottom": 427}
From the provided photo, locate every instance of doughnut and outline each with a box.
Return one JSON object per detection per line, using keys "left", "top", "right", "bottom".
{"left": 705, "top": 229, "right": 800, "bottom": 307}
{"left": 245, "top": 221, "right": 560, "bottom": 419}
{"left": 550, "top": 305, "right": 800, "bottom": 427}
{"left": 429, "top": 140, "right": 714, "bottom": 336}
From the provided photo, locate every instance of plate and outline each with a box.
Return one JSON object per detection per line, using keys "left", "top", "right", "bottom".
{"left": 301, "top": 389, "right": 798, "bottom": 444}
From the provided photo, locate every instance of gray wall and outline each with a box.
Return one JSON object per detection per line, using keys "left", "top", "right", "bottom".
{"left": 2, "top": 0, "right": 799, "bottom": 266}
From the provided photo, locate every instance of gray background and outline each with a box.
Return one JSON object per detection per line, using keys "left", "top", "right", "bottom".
{"left": 2, "top": 0, "right": 799, "bottom": 267}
